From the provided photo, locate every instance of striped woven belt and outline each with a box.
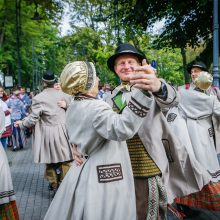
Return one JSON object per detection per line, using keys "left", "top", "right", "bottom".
{"left": 127, "top": 134, "right": 161, "bottom": 178}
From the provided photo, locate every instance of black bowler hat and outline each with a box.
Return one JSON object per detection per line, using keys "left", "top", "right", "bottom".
{"left": 42, "top": 70, "right": 56, "bottom": 83}
{"left": 187, "top": 61, "right": 208, "bottom": 74}
{"left": 107, "top": 43, "right": 147, "bottom": 73}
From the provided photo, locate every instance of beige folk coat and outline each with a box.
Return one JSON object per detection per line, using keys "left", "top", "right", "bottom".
{"left": 106, "top": 82, "right": 213, "bottom": 203}
{"left": 167, "top": 89, "right": 220, "bottom": 181}
{"left": 44, "top": 89, "right": 153, "bottom": 220}
{"left": 179, "top": 83, "right": 220, "bottom": 154}
{"left": 21, "top": 88, "right": 73, "bottom": 164}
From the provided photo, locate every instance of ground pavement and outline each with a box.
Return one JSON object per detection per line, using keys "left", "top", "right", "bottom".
{"left": 6, "top": 138, "right": 53, "bottom": 220}
{"left": 5, "top": 138, "right": 220, "bottom": 220}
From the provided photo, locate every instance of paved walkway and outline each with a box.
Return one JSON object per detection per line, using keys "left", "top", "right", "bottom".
{"left": 5, "top": 137, "right": 220, "bottom": 220}
{"left": 6, "top": 138, "right": 53, "bottom": 220}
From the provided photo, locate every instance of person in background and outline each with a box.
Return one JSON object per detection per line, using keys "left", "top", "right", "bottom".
{"left": 184, "top": 61, "right": 220, "bottom": 99}
{"left": 0, "top": 107, "right": 19, "bottom": 220}
{"left": 102, "top": 84, "right": 112, "bottom": 102}
{"left": 7, "top": 88, "right": 26, "bottom": 151}
{"left": 167, "top": 62, "right": 220, "bottom": 217}
{"left": 185, "top": 61, "right": 220, "bottom": 167}
{"left": 15, "top": 71, "right": 73, "bottom": 194}
{"left": 97, "top": 84, "right": 106, "bottom": 100}
{"left": 0, "top": 86, "right": 12, "bottom": 149}
{"left": 19, "top": 87, "right": 31, "bottom": 114}
{"left": 19, "top": 87, "right": 32, "bottom": 137}
{"left": 53, "top": 80, "right": 61, "bottom": 91}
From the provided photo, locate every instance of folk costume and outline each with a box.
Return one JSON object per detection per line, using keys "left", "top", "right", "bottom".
{"left": 44, "top": 61, "right": 155, "bottom": 220}
{"left": 0, "top": 107, "right": 19, "bottom": 220}
{"left": 19, "top": 71, "right": 73, "bottom": 192}
{"left": 167, "top": 82, "right": 220, "bottom": 211}
{"left": 106, "top": 83, "right": 175, "bottom": 220}
{"left": 185, "top": 61, "right": 220, "bottom": 101}
{"left": 0, "top": 99, "right": 12, "bottom": 149}
{"left": 105, "top": 43, "right": 217, "bottom": 220}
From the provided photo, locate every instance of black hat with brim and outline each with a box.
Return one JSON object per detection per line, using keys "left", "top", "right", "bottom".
{"left": 107, "top": 43, "right": 146, "bottom": 73}
{"left": 187, "top": 61, "right": 208, "bottom": 74}
{"left": 42, "top": 70, "right": 56, "bottom": 83}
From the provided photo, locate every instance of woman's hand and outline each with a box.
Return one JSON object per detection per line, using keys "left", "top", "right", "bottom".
{"left": 71, "top": 144, "right": 83, "bottom": 166}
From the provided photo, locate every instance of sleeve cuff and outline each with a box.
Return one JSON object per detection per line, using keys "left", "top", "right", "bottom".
{"left": 152, "top": 81, "right": 168, "bottom": 100}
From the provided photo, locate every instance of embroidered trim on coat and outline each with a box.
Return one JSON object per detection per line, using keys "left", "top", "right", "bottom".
{"left": 74, "top": 95, "right": 97, "bottom": 101}
{"left": 97, "top": 163, "right": 123, "bottom": 183}
{"left": 167, "top": 113, "right": 177, "bottom": 122}
{"left": 208, "top": 170, "right": 220, "bottom": 179}
{"left": 0, "top": 190, "right": 15, "bottom": 199}
{"left": 208, "top": 127, "right": 214, "bottom": 137}
{"left": 128, "top": 97, "right": 149, "bottom": 117}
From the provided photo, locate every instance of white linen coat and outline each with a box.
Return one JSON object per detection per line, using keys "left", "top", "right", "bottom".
{"left": 44, "top": 89, "right": 153, "bottom": 220}
{"left": 106, "top": 82, "right": 214, "bottom": 204}
{"left": 167, "top": 88, "right": 220, "bottom": 181}
{"left": 0, "top": 107, "right": 16, "bottom": 205}
{"left": 21, "top": 88, "right": 73, "bottom": 164}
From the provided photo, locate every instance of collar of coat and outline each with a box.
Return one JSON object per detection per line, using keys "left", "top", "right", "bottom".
{"left": 74, "top": 94, "right": 97, "bottom": 101}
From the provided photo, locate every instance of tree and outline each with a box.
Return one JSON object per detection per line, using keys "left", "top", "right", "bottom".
{"left": 114, "top": 0, "right": 218, "bottom": 68}
{"left": 0, "top": 0, "right": 69, "bottom": 88}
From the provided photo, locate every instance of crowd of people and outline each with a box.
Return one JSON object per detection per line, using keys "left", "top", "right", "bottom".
{"left": 1, "top": 43, "right": 220, "bottom": 220}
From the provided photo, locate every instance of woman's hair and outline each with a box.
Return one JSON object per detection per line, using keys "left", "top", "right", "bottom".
{"left": 43, "top": 81, "right": 54, "bottom": 89}
{"left": 0, "top": 86, "right": 8, "bottom": 101}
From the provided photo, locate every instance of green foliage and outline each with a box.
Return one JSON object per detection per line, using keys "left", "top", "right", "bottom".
{"left": 0, "top": 0, "right": 198, "bottom": 89}
{"left": 142, "top": 43, "right": 184, "bottom": 86}
{"left": 114, "top": 0, "right": 217, "bottom": 67}
{"left": 0, "top": 0, "right": 69, "bottom": 89}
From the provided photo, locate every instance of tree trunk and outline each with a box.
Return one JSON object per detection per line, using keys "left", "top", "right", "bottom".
{"left": 181, "top": 47, "right": 190, "bottom": 83}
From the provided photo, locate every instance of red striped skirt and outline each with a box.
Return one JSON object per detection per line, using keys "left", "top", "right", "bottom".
{"left": 0, "top": 200, "right": 19, "bottom": 220}
{"left": 175, "top": 181, "right": 220, "bottom": 210}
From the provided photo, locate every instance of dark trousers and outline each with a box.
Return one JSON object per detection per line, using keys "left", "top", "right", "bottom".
{"left": 135, "top": 178, "right": 148, "bottom": 220}
{"left": 134, "top": 177, "right": 166, "bottom": 220}
{"left": 12, "top": 119, "right": 23, "bottom": 147}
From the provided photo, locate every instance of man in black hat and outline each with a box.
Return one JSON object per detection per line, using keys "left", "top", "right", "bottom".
{"left": 185, "top": 60, "right": 220, "bottom": 99}
{"left": 105, "top": 43, "right": 179, "bottom": 220}
{"left": 167, "top": 60, "right": 220, "bottom": 216}
{"left": 15, "top": 70, "right": 73, "bottom": 195}
{"left": 73, "top": 44, "right": 213, "bottom": 219}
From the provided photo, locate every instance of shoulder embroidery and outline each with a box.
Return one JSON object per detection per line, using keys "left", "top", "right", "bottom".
{"left": 167, "top": 113, "right": 177, "bottom": 122}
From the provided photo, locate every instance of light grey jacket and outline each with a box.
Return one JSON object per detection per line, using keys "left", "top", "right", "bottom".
{"left": 44, "top": 89, "right": 153, "bottom": 220}
{"left": 106, "top": 82, "right": 213, "bottom": 203}
{"left": 167, "top": 89, "right": 220, "bottom": 182}
{"left": 21, "top": 88, "right": 73, "bottom": 163}
{"left": 179, "top": 83, "right": 220, "bottom": 154}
